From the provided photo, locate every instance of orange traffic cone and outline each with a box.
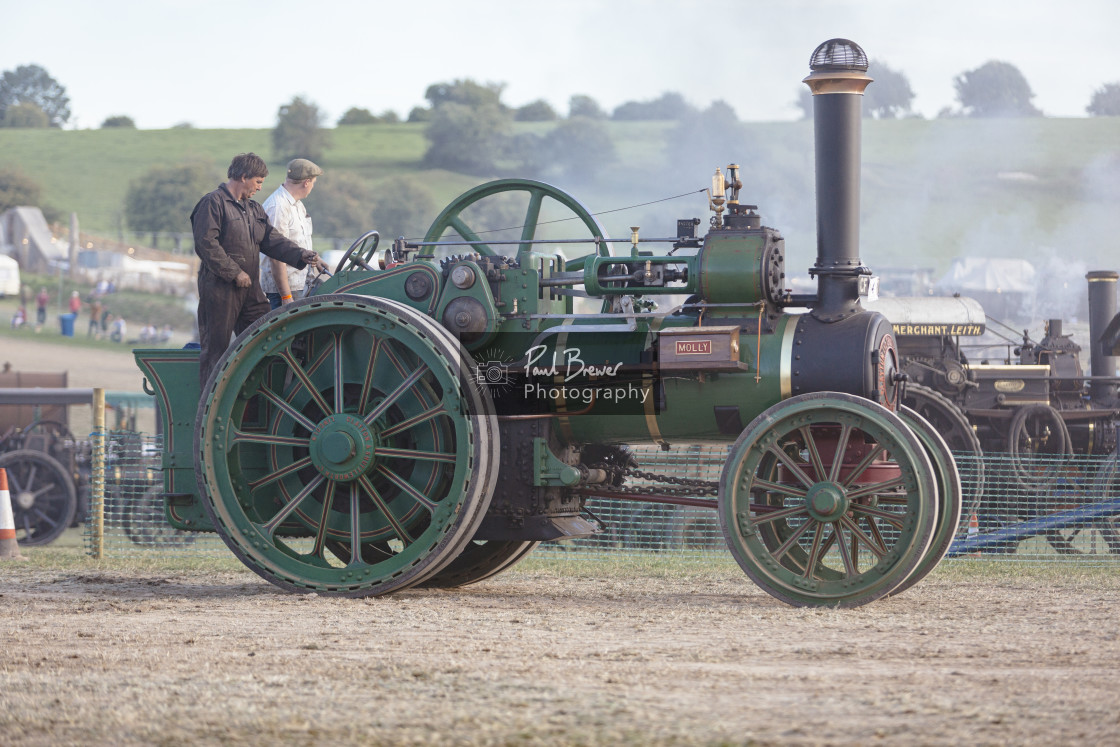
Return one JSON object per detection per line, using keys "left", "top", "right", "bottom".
{"left": 1, "top": 468, "right": 24, "bottom": 559}
{"left": 967, "top": 512, "right": 980, "bottom": 558}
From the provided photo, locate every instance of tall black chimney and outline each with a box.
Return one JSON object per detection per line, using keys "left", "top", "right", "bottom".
{"left": 804, "top": 39, "right": 872, "bottom": 322}
{"left": 1086, "top": 270, "right": 1119, "bottom": 403}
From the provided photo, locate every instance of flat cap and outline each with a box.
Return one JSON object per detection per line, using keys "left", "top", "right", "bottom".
{"left": 287, "top": 158, "right": 323, "bottom": 181}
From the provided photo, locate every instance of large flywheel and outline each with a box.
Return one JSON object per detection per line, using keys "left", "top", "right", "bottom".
{"left": 423, "top": 178, "right": 611, "bottom": 263}
{"left": 195, "top": 294, "right": 499, "bottom": 595}
{"left": 718, "top": 392, "right": 939, "bottom": 607}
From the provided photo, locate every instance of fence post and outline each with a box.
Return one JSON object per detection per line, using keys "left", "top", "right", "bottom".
{"left": 91, "top": 387, "right": 106, "bottom": 559}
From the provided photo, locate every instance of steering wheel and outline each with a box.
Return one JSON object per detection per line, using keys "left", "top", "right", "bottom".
{"left": 334, "top": 230, "right": 381, "bottom": 274}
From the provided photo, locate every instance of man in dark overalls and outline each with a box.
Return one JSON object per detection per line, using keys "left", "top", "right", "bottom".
{"left": 191, "top": 152, "right": 326, "bottom": 386}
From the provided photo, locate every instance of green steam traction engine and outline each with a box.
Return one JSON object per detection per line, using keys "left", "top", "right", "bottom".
{"left": 135, "top": 39, "right": 962, "bottom": 607}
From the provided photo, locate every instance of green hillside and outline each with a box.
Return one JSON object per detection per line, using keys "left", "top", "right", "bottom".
{"left": 3, "top": 117, "right": 1118, "bottom": 277}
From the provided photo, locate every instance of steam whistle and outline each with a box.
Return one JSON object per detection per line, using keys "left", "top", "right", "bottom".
{"left": 709, "top": 168, "right": 726, "bottom": 226}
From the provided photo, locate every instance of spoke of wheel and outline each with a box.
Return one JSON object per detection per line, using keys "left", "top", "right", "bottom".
{"left": 840, "top": 443, "right": 887, "bottom": 490}
{"left": 864, "top": 513, "right": 888, "bottom": 553}
{"left": 518, "top": 189, "right": 544, "bottom": 254}
{"left": 358, "top": 475, "right": 415, "bottom": 545}
{"left": 749, "top": 501, "right": 809, "bottom": 526}
{"left": 449, "top": 215, "right": 493, "bottom": 255}
{"left": 29, "top": 483, "right": 59, "bottom": 500}
{"left": 374, "top": 446, "right": 456, "bottom": 464}
{"left": 375, "top": 465, "right": 439, "bottom": 512}
{"left": 816, "top": 528, "right": 838, "bottom": 566}
{"left": 850, "top": 504, "right": 907, "bottom": 529}
{"left": 258, "top": 386, "right": 319, "bottom": 432}
{"left": 766, "top": 445, "right": 817, "bottom": 490}
{"left": 262, "top": 473, "right": 326, "bottom": 537}
{"left": 348, "top": 484, "right": 363, "bottom": 565}
{"left": 279, "top": 348, "right": 333, "bottom": 416}
{"left": 332, "top": 332, "right": 345, "bottom": 413}
{"left": 310, "top": 480, "right": 336, "bottom": 558}
{"left": 750, "top": 477, "right": 809, "bottom": 499}
{"left": 834, "top": 521, "right": 858, "bottom": 576}
{"left": 364, "top": 367, "right": 428, "bottom": 427}
{"left": 300, "top": 335, "right": 335, "bottom": 380}
{"left": 839, "top": 513, "right": 888, "bottom": 558}
{"left": 846, "top": 476, "right": 906, "bottom": 501}
{"left": 11, "top": 464, "right": 35, "bottom": 493}
{"left": 771, "top": 517, "right": 816, "bottom": 561}
{"left": 827, "top": 424, "right": 853, "bottom": 483}
{"left": 379, "top": 404, "right": 449, "bottom": 439}
{"left": 798, "top": 425, "right": 828, "bottom": 482}
{"left": 801, "top": 522, "right": 826, "bottom": 579}
{"left": 31, "top": 507, "right": 59, "bottom": 527}
{"left": 230, "top": 429, "right": 310, "bottom": 448}
{"left": 358, "top": 337, "right": 382, "bottom": 413}
{"left": 247, "top": 455, "right": 313, "bottom": 492}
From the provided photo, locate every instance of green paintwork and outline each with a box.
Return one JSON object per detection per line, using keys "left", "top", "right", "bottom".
{"left": 190, "top": 295, "right": 498, "bottom": 595}
{"left": 532, "top": 438, "right": 582, "bottom": 487}
{"left": 134, "top": 176, "right": 946, "bottom": 605}
{"left": 133, "top": 348, "right": 212, "bottom": 532}
{"left": 423, "top": 178, "right": 611, "bottom": 261}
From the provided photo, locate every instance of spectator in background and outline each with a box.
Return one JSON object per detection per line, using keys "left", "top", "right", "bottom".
{"left": 88, "top": 294, "right": 103, "bottom": 338}
{"left": 68, "top": 290, "right": 81, "bottom": 318}
{"left": 260, "top": 158, "right": 322, "bottom": 309}
{"left": 35, "top": 287, "right": 49, "bottom": 331}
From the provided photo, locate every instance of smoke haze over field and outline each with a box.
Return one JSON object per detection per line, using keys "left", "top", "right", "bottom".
{"left": 1, "top": 0, "right": 1117, "bottom": 129}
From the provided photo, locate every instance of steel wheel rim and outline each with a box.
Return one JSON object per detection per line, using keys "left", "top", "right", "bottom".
{"left": 889, "top": 405, "right": 963, "bottom": 595}
{"left": 196, "top": 295, "right": 497, "bottom": 595}
{"left": 718, "top": 392, "right": 937, "bottom": 607}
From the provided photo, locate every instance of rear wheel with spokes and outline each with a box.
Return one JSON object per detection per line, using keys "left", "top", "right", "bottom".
{"left": 718, "top": 392, "right": 938, "bottom": 607}
{"left": 195, "top": 294, "right": 499, "bottom": 596}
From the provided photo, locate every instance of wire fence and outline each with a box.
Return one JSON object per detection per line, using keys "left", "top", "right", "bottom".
{"left": 85, "top": 433, "right": 1120, "bottom": 565}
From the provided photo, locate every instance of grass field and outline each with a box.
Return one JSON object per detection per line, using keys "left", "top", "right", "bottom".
{"left": 4, "top": 116, "right": 1119, "bottom": 276}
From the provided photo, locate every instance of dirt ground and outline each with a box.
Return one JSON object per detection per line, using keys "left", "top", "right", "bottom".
{"left": 2, "top": 555, "right": 1119, "bottom": 746}
{"left": 3, "top": 340, "right": 1120, "bottom": 745}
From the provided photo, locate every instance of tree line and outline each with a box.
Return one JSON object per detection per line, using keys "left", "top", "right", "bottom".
{"left": 4, "top": 57, "right": 1120, "bottom": 245}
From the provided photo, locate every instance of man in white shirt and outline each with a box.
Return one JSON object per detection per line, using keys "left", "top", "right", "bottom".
{"left": 261, "top": 158, "right": 322, "bottom": 308}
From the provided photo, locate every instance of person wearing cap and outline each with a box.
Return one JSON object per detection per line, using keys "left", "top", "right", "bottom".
{"left": 191, "top": 152, "right": 328, "bottom": 386}
{"left": 260, "top": 158, "right": 322, "bottom": 309}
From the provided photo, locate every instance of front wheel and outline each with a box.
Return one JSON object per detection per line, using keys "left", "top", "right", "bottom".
{"left": 718, "top": 392, "right": 938, "bottom": 607}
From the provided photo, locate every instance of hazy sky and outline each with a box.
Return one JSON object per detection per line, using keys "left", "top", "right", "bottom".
{"left": 2, "top": 0, "right": 1117, "bottom": 129}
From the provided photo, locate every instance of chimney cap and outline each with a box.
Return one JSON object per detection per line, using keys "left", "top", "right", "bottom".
{"left": 809, "top": 39, "right": 868, "bottom": 72}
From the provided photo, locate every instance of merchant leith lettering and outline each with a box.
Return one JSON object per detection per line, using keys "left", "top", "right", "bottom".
{"left": 524, "top": 345, "right": 624, "bottom": 382}
{"left": 893, "top": 323, "right": 985, "bottom": 337}
{"left": 675, "top": 339, "right": 713, "bottom": 355}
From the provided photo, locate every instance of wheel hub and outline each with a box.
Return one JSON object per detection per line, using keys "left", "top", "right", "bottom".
{"left": 309, "top": 413, "right": 379, "bottom": 482}
{"left": 15, "top": 490, "right": 35, "bottom": 510}
{"left": 806, "top": 482, "right": 849, "bottom": 521}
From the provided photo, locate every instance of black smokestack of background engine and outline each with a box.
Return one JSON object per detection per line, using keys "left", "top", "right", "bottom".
{"left": 1086, "top": 270, "right": 1119, "bottom": 404}
{"left": 803, "top": 39, "right": 873, "bottom": 322}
